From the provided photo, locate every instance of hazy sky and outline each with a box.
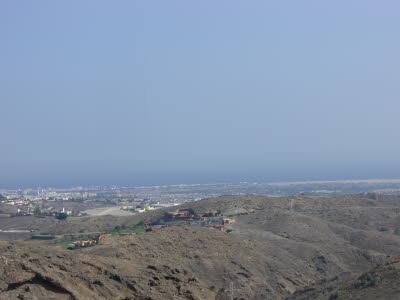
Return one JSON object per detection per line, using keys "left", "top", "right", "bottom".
{"left": 1, "top": 1, "right": 400, "bottom": 187}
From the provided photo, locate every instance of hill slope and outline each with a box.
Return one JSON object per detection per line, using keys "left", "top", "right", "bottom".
{"left": 287, "top": 257, "right": 400, "bottom": 300}
{"left": 1, "top": 194, "right": 400, "bottom": 299}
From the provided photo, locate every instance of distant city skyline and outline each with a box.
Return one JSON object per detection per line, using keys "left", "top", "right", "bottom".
{"left": 3, "top": 174, "right": 400, "bottom": 190}
{"left": 1, "top": 1, "right": 400, "bottom": 187}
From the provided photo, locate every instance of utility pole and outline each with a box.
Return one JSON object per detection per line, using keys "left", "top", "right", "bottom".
{"left": 228, "top": 281, "right": 238, "bottom": 300}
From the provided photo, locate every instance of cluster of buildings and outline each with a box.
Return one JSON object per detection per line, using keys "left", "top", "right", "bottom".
{"left": 67, "top": 233, "right": 111, "bottom": 250}
{"left": 120, "top": 202, "right": 181, "bottom": 214}
{"left": 165, "top": 208, "right": 197, "bottom": 220}
{"left": 122, "top": 204, "right": 156, "bottom": 213}
{"left": 0, "top": 190, "right": 79, "bottom": 217}
{"left": 202, "top": 218, "right": 236, "bottom": 232}
{"left": 145, "top": 225, "right": 163, "bottom": 232}
{"left": 204, "top": 224, "right": 226, "bottom": 231}
{"left": 164, "top": 208, "right": 228, "bottom": 222}
{"left": 61, "top": 212, "right": 236, "bottom": 251}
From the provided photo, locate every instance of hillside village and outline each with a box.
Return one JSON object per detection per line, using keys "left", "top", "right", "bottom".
{"left": 59, "top": 208, "right": 237, "bottom": 250}
{"left": 1, "top": 194, "right": 400, "bottom": 299}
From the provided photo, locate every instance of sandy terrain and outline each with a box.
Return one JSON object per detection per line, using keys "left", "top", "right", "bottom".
{"left": 81, "top": 206, "right": 136, "bottom": 216}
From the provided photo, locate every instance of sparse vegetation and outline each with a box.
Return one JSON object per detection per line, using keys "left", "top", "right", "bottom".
{"left": 112, "top": 224, "right": 126, "bottom": 232}
{"left": 55, "top": 212, "right": 68, "bottom": 220}
{"left": 33, "top": 206, "right": 41, "bottom": 216}
{"left": 353, "top": 273, "right": 381, "bottom": 288}
{"left": 329, "top": 291, "right": 340, "bottom": 299}
{"left": 2, "top": 194, "right": 400, "bottom": 300}
{"left": 109, "top": 228, "right": 145, "bottom": 236}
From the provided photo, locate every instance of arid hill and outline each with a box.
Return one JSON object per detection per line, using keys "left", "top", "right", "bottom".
{"left": 287, "top": 256, "right": 400, "bottom": 300}
{"left": 2, "top": 194, "right": 400, "bottom": 237}
{"left": 0, "top": 235, "right": 218, "bottom": 300}
{"left": 50, "top": 194, "right": 400, "bottom": 234}
{"left": 1, "top": 194, "right": 400, "bottom": 299}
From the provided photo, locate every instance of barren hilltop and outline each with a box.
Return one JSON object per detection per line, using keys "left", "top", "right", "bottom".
{"left": 1, "top": 194, "right": 400, "bottom": 299}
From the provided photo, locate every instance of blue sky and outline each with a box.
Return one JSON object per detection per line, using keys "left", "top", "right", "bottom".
{"left": 1, "top": 1, "right": 400, "bottom": 187}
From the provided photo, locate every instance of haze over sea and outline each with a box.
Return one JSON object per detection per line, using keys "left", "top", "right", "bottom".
{"left": 1, "top": 1, "right": 400, "bottom": 188}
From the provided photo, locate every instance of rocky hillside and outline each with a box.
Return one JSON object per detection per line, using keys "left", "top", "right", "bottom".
{"left": 62, "top": 194, "right": 400, "bottom": 233}
{"left": 287, "top": 257, "right": 400, "bottom": 300}
{"left": 0, "top": 236, "right": 218, "bottom": 300}
{"left": 2, "top": 194, "right": 400, "bottom": 237}
{"left": 1, "top": 194, "right": 400, "bottom": 299}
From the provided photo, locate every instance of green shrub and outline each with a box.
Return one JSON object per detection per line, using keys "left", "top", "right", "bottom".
{"left": 354, "top": 273, "right": 381, "bottom": 288}
{"left": 114, "top": 225, "right": 122, "bottom": 232}
{"left": 329, "top": 291, "right": 340, "bottom": 299}
{"left": 56, "top": 212, "right": 68, "bottom": 220}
